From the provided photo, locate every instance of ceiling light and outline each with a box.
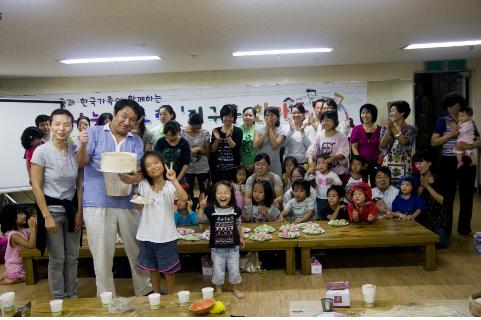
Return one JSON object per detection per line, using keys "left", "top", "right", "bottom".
{"left": 232, "top": 48, "right": 333, "bottom": 56}
{"left": 59, "top": 56, "right": 161, "bottom": 64}
{"left": 404, "top": 40, "right": 481, "bottom": 50}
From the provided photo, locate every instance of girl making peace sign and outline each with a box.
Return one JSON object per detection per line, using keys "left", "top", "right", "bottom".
{"left": 134, "top": 151, "right": 189, "bottom": 295}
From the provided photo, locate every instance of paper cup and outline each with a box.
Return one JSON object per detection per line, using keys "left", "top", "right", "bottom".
{"left": 0, "top": 292, "right": 15, "bottom": 312}
{"left": 321, "top": 298, "right": 333, "bottom": 312}
{"left": 178, "top": 291, "right": 190, "bottom": 306}
{"left": 201, "top": 287, "right": 214, "bottom": 299}
{"left": 49, "top": 299, "right": 63, "bottom": 315}
{"left": 362, "top": 283, "right": 376, "bottom": 307}
{"left": 100, "top": 292, "right": 113, "bottom": 307}
{"left": 148, "top": 293, "right": 161, "bottom": 309}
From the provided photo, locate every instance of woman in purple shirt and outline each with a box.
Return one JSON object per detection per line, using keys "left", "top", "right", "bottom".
{"left": 350, "top": 103, "right": 381, "bottom": 185}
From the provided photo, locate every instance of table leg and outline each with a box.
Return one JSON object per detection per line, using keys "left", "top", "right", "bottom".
{"left": 424, "top": 243, "right": 436, "bottom": 271}
{"left": 301, "top": 248, "right": 311, "bottom": 275}
{"left": 24, "top": 257, "right": 36, "bottom": 285}
{"left": 285, "top": 248, "right": 295, "bottom": 275}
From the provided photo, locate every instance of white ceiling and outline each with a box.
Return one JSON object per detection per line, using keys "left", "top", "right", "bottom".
{"left": 1, "top": 0, "right": 481, "bottom": 78}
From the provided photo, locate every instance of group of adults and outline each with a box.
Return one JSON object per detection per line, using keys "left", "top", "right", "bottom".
{"left": 26, "top": 93, "right": 477, "bottom": 299}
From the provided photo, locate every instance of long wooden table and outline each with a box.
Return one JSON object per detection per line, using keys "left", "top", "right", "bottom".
{"left": 20, "top": 220, "right": 438, "bottom": 284}
{"left": 297, "top": 219, "right": 439, "bottom": 274}
{"left": 21, "top": 222, "right": 297, "bottom": 284}
{"left": 29, "top": 292, "right": 231, "bottom": 317}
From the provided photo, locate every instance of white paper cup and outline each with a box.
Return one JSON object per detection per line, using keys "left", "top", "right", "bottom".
{"left": 100, "top": 292, "right": 113, "bottom": 307}
{"left": 178, "top": 291, "right": 190, "bottom": 306}
{"left": 49, "top": 299, "right": 63, "bottom": 315}
{"left": 201, "top": 287, "right": 214, "bottom": 299}
{"left": 148, "top": 293, "right": 161, "bottom": 309}
{"left": 0, "top": 292, "right": 15, "bottom": 312}
{"left": 362, "top": 283, "right": 376, "bottom": 307}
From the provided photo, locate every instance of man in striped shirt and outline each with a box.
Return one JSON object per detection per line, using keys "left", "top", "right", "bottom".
{"left": 76, "top": 99, "right": 152, "bottom": 297}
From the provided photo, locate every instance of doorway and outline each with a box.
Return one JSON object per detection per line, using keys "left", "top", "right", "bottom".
{"left": 414, "top": 71, "right": 470, "bottom": 152}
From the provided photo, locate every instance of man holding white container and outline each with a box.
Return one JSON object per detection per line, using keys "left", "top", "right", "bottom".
{"left": 76, "top": 99, "right": 152, "bottom": 297}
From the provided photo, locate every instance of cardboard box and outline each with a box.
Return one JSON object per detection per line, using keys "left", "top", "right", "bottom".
{"left": 325, "top": 281, "right": 350, "bottom": 307}
{"left": 311, "top": 257, "right": 322, "bottom": 274}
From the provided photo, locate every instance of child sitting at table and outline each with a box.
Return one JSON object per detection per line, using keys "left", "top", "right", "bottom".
{"left": 391, "top": 175, "right": 425, "bottom": 221}
{"left": 0, "top": 204, "right": 37, "bottom": 284}
{"left": 347, "top": 182, "right": 376, "bottom": 222}
{"left": 342, "top": 156, "right": 368, "bottom": 199}
{"left": 278, "top": 180, "right": 315, "bottom": 223}
{"left": 374, "top": 197, "right": 393, "bottom": 219}
{"left": 197, "top": 180, "right": 245, "bottom": 299}
{"left": 232, "top": 165, "right": 248, "bottom": 210}
{"left": 174, "top": 198, "right": 203, "bottom": 226}
{"left": 325, "top": 185, "right": 348, "bottom": 221}
{"left": 243, "top": 180, "right": 280, "bottom": 222}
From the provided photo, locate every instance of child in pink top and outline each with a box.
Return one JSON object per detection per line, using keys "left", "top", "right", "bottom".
{"left": 454, "top": 107, "right": 476, "bottom": 169}
{"left": 21, "top": 126, "right": 44, "bottom": 185}
{"left": 232, "top": 165, "right": 248, "bottom": 210}
{"left": 0, "top": 204, "right": 37, "bottom": 284}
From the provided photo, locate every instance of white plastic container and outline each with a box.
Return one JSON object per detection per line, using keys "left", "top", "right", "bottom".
{"left": 0, "top": 292, "right": 15, "bottom": 312}
{"left": 362, "top": 284, "right": 376, "bottom": 307}
{"left": 100, "top": 292, "right": 113, "bottom": 307}
{"left": 201, "top": 287, "right": 214, "bottom": 299}
{"left": 103, "top": 172, "right": 133, "bottom": 196}
{"left": 177, "top": 291, "right": 190, "bottom": 306}
{"left": 49, "top": 299, "right": 63, "bottom": 315}
{"left": 148, "top": 293, "right": 161, "bottom": 309}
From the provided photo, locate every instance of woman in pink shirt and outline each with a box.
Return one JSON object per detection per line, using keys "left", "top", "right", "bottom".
{"left": 307, "top": 111, "right": 350, "bottom": 178}
{"left": 350, "top": 103, "right": 381, "bottom": 185}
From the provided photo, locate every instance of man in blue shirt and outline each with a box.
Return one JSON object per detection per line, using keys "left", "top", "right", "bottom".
{"left": 76, "top": 99, "right": 152, "bottom": 297}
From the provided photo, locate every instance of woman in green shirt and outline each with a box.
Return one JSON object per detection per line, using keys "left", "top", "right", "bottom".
{"left": 239, "top": 107, "right": 257, "bottom": 171}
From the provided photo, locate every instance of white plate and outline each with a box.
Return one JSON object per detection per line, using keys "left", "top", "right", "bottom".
{"left": 278, "top": 231, "right": 300, "bottom": 239}
{"left": 130, "top": 196, "right": 153, "bottom": 205}
{"left": 327, "top": 219, "right": 349, "bottom": 227}
{"left": 254, "top": 225, "right": 275, "bottom": 233}
{"left": 303, "top": 227, "right": 325, "bottom": 235}
{"left": 249, "top": 234, "right": 273, "bottom": 241}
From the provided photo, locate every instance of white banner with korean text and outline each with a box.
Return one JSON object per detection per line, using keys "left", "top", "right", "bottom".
{"left": 21, "top": 81, "right": 367, "bottom": 134}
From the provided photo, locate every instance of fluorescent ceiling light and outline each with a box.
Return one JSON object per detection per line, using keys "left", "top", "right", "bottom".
{"left": 404, "top": 40, "right": 481, "bottom": 50}
{"left": 232, "top": 48, "right": 333, "bottom": 56}
{"left": 59, "top": 56, "right": 161, "bottom": 64}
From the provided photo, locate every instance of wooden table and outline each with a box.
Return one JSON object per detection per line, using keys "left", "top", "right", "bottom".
{"left": 297, "top": 219, "right": 439, "bottom": 274}
{"left": 29, "top": 292, "right": 231, "bottom": 317}
{"left": 177, "top": 222, "right": 297, "bottom": 275}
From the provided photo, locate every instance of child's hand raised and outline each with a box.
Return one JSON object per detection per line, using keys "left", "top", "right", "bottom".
{"left": 27, "top": 216, "right": 37, "bottom": 228}
{"left": 165, "top": 162, "right": 177, "bottom": 181}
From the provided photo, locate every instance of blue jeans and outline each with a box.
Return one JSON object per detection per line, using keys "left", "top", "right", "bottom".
{"left": 46, "top": 211, "right": 81, "bottom": 299}
{"left": 211, "top": 247, "right": 242, "bottom": 286}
